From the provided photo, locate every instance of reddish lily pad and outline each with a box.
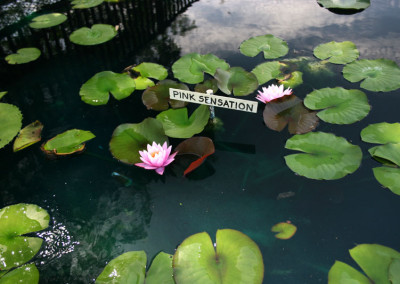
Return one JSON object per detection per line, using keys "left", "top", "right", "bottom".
{"left": 174, "top": 136, "right": 215, "bottom": 176}
{"left": 142, "top": 80, "right": 189, "bottom": 111}
{"left": 194, "top": 79, "right": 219, "bottom": 94}
{"left": 263, "top": 95, "right": 319, "bottom": 134}
{"left": 13, "top": 121, "right": 43, "bottom": 152}
{"left": 271, "top": 222, "right": 297, "bottom": 240}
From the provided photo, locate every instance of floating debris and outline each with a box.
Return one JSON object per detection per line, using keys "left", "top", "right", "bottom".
{"left": 277, "top": 191, "right": 295, "bottom": 200}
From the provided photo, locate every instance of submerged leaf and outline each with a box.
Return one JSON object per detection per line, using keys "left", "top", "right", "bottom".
{"left": 313, "top": 41, "right": 359, "bottom": 64}
{"left": 156, "top": 105, "right": 210, "bottom": 138}
{"left": 0, "top": 204, "right": 49, "bottom": 270}
{"left": 304, "top": 87, "right": 370, "bottom": 124}
{"left": 109, "top": 118, "right": 168, "bottom": 165}
{"left": 0, "top": 103, "right": 23, "bottom": 149}
{"left": 175, "top": 136, "right": 215, "bottom": 176}
{"left": 0, "top": 263, "right": 39, "bottom": 284}
{"left": 284, "top": 132, "right": 362, "bottom": 180}
{"left": 172, "top": 53, "right": 230, "bottom": 84}
{"left": 277, "top": 71, "right": 303, "bottom": 89}
{"left": 214, "top": 67, "right": 259, "bottom": 96}
{"left": 80, "top": 71, "right": 136, "bottom": 105}
{"left": 263, "top": 95, "right": 318, "bottom": 134}
{"left": 29, "top": 13, "right": 67, "bottom": 29}
{"left": 142, "top": 79, "right": 189, "bottom": 111}
{"left": 271, "top": 222, "right": 297, "bottom": 240}
{"left": 5, "top": 48, "right": 41, "bottom": 64}
{"left": 343, "top": 59, "right": 400, "bottom": 92}
{"left": 173, "top": 229, "right": 264, "bottom": 284}
{"left": 42, "top": 129, "right": 95, "bottom": 155}
{"left": 240, "top": 34, "right": 289, "bottom": 59}
{"left": 13, "top": 121, "right": 43, "bottom": 152}
{"left": 69, "top": 24, "right": 117, "bottom": 45}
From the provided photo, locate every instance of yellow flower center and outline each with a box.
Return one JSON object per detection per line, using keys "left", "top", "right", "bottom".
{"left": 150, "top": 151, "right": 159, "bottom": 158}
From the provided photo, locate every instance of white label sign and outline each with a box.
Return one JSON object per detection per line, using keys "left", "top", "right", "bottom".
{"left": 169, "top": 88, "right": 258, "bottom": 113}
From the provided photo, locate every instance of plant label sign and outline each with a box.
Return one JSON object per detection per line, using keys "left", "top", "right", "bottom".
{"left": 169, "top": 88, "right": 258, "bottom": 113}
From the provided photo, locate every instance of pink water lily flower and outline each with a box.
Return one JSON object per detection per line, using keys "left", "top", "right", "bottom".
{"left": 135, "top": 142, "right": 177, "bottom": 175}
{"left": 256, "top": 84, "right": 293, "bottom": 103}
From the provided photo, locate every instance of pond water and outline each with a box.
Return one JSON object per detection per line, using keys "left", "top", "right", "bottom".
{"left": 1, "top": 0, "right": 400, "bottom": 283}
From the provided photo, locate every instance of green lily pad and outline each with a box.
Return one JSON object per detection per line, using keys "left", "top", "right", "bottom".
{"left": 251, "top": 61, "right": 282, "bottom": 85}
{"left": 71, "top": 0, "right": 104, "bottom": 9}
{"left": 96, "top": 251, "right": 146, "bottom": 283}
{"left": 5, "top": 48, "right": 41, "bottom": 64}
{"left": 0, "top": 204, "right": 49, "bottom": 270}
{"left": 13, "top": 121, "right": 43, "bottom": 152}
{"left": 134, "top": 76, "right": 155, "bottom": 90}
{"left": 214, "top": 67, "right": 259, "bottom": 96}
{"left": 313, "top": 41, "right": 359, "bottom": 64}
{"left": 42, "top": 129, "right": 95, "bottom": 155}
{"left": 109, "top": 118, "right": 168, "bottom": 164}
{"left": 373, "top": 167, "right": 400, "bottom": 195}
{"left": 146, "top": 252, "right": 174, "bottom": 284}
{"left": 195, "top": 79, "right": 219, "bottom": 94}
{"left": 156, "top": 105, "right": 210, "bottom": 138}
{"left": 132, "top": 62, "right": 168, "bottom": 80}
{"left": 284, "top": 132, "right": 362, "bottom": 180}
{"left": 271, "top": 222, "right": 297, "bottom": 240}
{"left": 80, "top": 71, "right": 136, "bottom": 105}
{"left": 142, "top": 79, "right": 189, "bottom": 111}
{"left": 389, "top": 258, "right": 400, "bottom": 283}
{"left": 0, "top": 103, "right": 23, "bottom": 149}
{"left": 0, "top": 264, "right": 39, "bottom": 284}
{"left": 369, "top": 143, "right": 400, "bottom": 167}
{"left": 29, "top": 13, "right": 67, "bottom": 29}
{"left": 0, "top": 91, "right": 7, "bottom": 100}
{"left": 277, "top": 71, "right": 303, "bottom": 89}
{"left": 69, "top": 24, "right": 117, "bottom": 46}
{"left": 173, "top": 229, "right": 264, "bottom": 284}
{"left": 361, "top": 123, "right": 400, "bottom": 144}
{"left": 343, "top": 59, "right": 400, "bottom": 92}
{"left": 172, "top": 53, "right": 230, "bottom": 84}
{"left": 328, "top": 261, "right": 371, "bottom": 284}
{"left": 304, "top": 87, "right": 370, "bottom": 124}
{"left": 263, "top": 95, "right": 319, "bottom": 134}
{"left": 240, "top": 34, "right": 289, "bottom": 59}
{"left": 317, "top": 0, "right": 370, "bottom": 10}
{"left": 350, "top": 244, "right": 400, "bottom": 284}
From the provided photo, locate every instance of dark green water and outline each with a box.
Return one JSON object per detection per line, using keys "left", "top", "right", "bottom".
{"left": 1, "top": 0, "right": 400, "bottom": 283}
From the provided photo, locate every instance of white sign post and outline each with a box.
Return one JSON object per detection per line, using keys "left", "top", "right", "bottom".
{"left": 169, "top": 88, "right": 258, "bottom": 114}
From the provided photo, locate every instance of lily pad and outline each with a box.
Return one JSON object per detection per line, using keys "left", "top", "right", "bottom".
{"left": 373, "top": 167, "right": 400, "bottom": 195}
{"left": 240, "top": 34, "right": 289, "bottom": 59}
{"left": 328, "top": 261, "right": 371, "bottom": 284}
{"left": 0, "top": 91, "right": 7, "bottom": 100}
{"left": 369, "top": 143, "right": 400, "bottom": 166}
{"left": 156, "top": 105, "right": 210, "bottom": 138}
{"left": 277, "top": 71, "right": 303, "bottom": 89}
{"left": 251, "top": 61, "right": 282, "bottom": 85}
{"left": 132, "top": 62, "right": 168, "bottom": 80}
{"left": 172, "top": 53, "right": 230, "bottom": 84}
{"left": 13, "top": 121, "right": 43, "bottom": 152}
{"left": 389, "top": 258, "right": 400, "bottom": 283}
{"left": 361, "top": 122, "right": 400, "bottom": 144}
{"left": 69, "top": 24, "right": 117, "bottom": 46}
{"left": 134, "top": 76, "right": 155, "bottom": 90}
{"left": 5, "top": 48, "right": 41, "bottom": 64}
{"left": 313, "top": 41, "right": 359, "bottom": 64}
{"left": 71, "top": 0, "right": 104, "bottom": 9}
{"left": 0, "top": 264, "right": 39, "bottom": 284}
{"left": 174, "top": 136, "right": 215, "bottom": 176}
{"left": 342, "top": 59, "right": 400, "bottom": 92}
{"left": 142, "top": 79, "right": 189, "bottom": 111}
{"left": 173, "top": 229, "right": 264, "bottom": 284}
{"left": 214, "top": 67, "right": 259, "bottom": 96}
{"left": 317, "top": 0, "right": 370, "bottom": 10}
{"left": 271, "top": 222, "right": 297, "bottom": 240}
{"left": 29, "top": 13, "right": 67, "bottom": 29}
{"left": 195, "top": 79, "right": 219, "bottom": 94}
{"left": 42, "top": 129, "right": 95, "bottom": 155}
{"left": 304, "top": 87, "right": 370, "bottom": 124}
{"left": 96, "top": 251, "right": 173, "bottom": 284}
{"left": 263, "top": 95, "right": 319, "bottom": 134}
{"left": 284, "top": 132, "right": 362, "bottom": 180}
{"left": 0, "top": 204, "right": 49, "bottom": 270}
{"left": 80, "top": 71, "right": 136, "bottom": 105}
{"left": 0, "top": 103, "right": 23, "bottom": 149}
{"left": 109, "top": 118, "right": 168, "bottom": 164}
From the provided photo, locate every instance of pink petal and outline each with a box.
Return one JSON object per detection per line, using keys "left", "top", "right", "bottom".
{"left": 155, "top": 167, "right": 165, "bottom": 175}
